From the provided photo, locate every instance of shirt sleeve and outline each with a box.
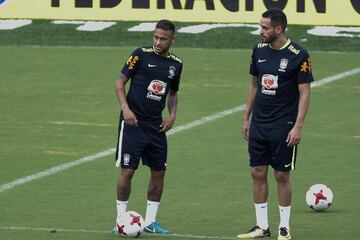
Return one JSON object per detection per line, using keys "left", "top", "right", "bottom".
{"left": 249, "top": 47, "right": 258, "bottom": 77}
{"left": 121, "top": 48, "right": 143, "bottom": 78}
{"left": 297, "top": 51, "right": 314, "bottom": 84}
{"left": 170, "top": 63, "right": 183, "bottom": 92}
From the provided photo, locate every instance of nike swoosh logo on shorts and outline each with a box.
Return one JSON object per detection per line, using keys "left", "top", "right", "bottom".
{"left": 258, "top": 59, "right": 267, "bottom": 63}
{"left": 148, "top": 64, "right": 157, "bottom": 67}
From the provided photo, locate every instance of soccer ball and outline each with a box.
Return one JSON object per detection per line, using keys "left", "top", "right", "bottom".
{"left": 116, "top": 211, "right": 144, "bottom": 238}
{"left": 306, "top": 184, "right": 333, "bottom": 211}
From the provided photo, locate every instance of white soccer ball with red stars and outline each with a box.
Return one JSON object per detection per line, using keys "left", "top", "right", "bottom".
{"left": 306, "top": 184, "right": 333, "bottom": 211}
{"left": 116, "top": 211, "right": 144, "bottom": 238}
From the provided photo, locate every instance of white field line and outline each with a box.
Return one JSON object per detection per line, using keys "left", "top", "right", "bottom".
{"left": 0, "top": 67, "right": 359, "bottom": 193}
{"left": 310, "top": 67, "right": 360, "bottom": 87}
{"left": 0, "top": 226, "right": 236, "bottom": 239}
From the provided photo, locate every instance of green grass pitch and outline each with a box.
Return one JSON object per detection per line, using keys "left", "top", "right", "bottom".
{"left": 0, "top": 45, "right": 359, "bottom": 240}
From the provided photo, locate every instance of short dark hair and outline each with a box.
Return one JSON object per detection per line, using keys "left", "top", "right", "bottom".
{"left": 155, "top": 19, "right": 175, "bottom": 35}
{"left": 262, "top": 8, "right": 287, "bottom": 32}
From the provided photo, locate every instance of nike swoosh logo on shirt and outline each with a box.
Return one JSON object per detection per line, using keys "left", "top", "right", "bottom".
{"left": 148, "top": 64, "right": 157, "bottom": 67}
{"left": 258, "top": 59, "right": 267, "bottom": 63}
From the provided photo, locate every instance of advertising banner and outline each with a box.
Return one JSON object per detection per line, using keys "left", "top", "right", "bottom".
{"left": 0, "top": 0, "right": 359, "bottom": 26}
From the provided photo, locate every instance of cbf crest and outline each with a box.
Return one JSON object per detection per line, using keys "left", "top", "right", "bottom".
{"left": 168, "top": 66, "right": 176, "bottom": 79}
{"left": 279, "top": 58, "right": 288, "bottom": 72}
{"left": 123, "top": 154, "right": 130, "bottom": 166}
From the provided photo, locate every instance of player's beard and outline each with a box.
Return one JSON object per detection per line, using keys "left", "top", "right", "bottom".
{"left": 261, "top": 32, "right": 277, "bottom": 44}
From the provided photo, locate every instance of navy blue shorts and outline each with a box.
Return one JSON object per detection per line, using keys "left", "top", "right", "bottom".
{"left": 248, "top": 124, "right": 297, "bottom": 171}
{"left": 115, "top": 120, "right": 167, "bottom": 171}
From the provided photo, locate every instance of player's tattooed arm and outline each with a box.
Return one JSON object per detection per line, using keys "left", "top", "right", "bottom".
{"left": 160, "top": 89, "right": 178, "bottom": 132}
{"left": 167, "top": 89, "right": 178, "bottom": 117}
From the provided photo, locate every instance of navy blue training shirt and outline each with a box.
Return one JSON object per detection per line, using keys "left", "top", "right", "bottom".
{"left": 121, "top": 47, "right": 183, "bottom": 123}
{"left": 249, "top": 40, "right": 314, "bottom": 126}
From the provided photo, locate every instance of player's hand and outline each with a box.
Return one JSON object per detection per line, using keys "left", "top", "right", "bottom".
{"left": 123, "top": 108, "right": 138, "bottom": 127}
{"left": 286, "top": 126, "right": 301, "bottom": 147}
{"left": 159, "top": 115, "right": 176, "bottom": 132}
{"left": 242, "top": 119, "right": 250, "bottom": 141}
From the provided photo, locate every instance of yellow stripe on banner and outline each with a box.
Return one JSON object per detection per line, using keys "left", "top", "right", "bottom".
{"left": 0, "top": 0, "right": 359, "bottom": 26}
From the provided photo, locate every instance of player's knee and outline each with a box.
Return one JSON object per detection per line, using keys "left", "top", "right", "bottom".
{"left": 250, "top": 166, "right": 267, "bottom": 180}
{"left": 274, "top": 171, "right": 290, "bottom": 183}
{"left": 120, "top": 168, "right": 135, "bottom": 180}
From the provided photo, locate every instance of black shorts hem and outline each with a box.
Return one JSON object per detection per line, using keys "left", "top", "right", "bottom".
{"left": 249, "top": 162, "right": 269, "bottom": 168}
{"left": 120, "top": 165, "right": 138, "bottom": 170}
{"left": 145, "top": 163, "right": 167, "bottom": 171}
{"left": 272, "top": 166, "right": 292, "bottom": 172}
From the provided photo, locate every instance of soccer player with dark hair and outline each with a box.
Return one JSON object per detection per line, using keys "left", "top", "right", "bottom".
{"left": 237, "top": 8, "right": 313, "bottom": 240}
{"left": 112, "top": 19, "right": 182, "bottom": 235}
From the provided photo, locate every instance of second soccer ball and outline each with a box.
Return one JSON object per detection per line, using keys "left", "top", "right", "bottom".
{"left": 305, "top": 184, "right": 333, "bottom": 211}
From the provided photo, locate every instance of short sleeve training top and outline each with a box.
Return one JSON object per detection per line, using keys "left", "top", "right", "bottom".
{"left": 249, "top": 40, "right": 314, "bottom": 126}
{"left": 121, "top": 47, "right": 183, "bottom": 123}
